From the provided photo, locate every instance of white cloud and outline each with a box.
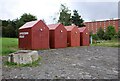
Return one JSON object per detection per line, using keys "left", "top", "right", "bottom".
{"left": 0, "top": 0, "right": 119, "bottom": 24}
{"left": 0, "top": 0, "right": 70, "bottom": 23}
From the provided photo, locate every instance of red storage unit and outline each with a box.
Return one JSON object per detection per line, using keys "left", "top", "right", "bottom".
{"left": 19, "top": 20, "right": 49, "bottom": 50}
{"left": 78, "top": 27, "right": 90, "bottom": 46}
{"left": 65, "top": 25, "right": 80, "bottom": 47}
{"left": 48, "top": 23, "right": 67, "bottom": 49}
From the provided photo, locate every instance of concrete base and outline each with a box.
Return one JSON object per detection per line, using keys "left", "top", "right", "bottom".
{"left": 8, "top": 50, "right": 39, "bottom": 64}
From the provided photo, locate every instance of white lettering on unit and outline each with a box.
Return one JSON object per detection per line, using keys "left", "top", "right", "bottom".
{"left": 19, "top": 35, "right": 24, "bottom": 38}
{"left": 19, "top": 32, "right": 29, "bottom": 35}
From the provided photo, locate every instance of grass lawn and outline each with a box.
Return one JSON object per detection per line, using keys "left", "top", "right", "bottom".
{"left": 91, "top": 38, "right": 120, "bottom": 47}
{"left": 1, "top": 37, "right": 119, "bottom": 56}
{"left": 1, "top": 38, "right": 18, "bottom": 56}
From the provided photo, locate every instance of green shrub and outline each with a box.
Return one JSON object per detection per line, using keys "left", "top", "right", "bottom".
{"left": 103, "top": 26, "right": 116, "bottom": 40}
{"left": 97, "top": 27, "right": 104, "bottom": 40}
{"left": 92, "top": 34, "right": 99, "bottom": 40}
{"left": 118, "top": 30, "right": 120, "bottom": 38}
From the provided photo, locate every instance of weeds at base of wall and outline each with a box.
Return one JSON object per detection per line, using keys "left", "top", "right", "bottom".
{"left": 4, "top": 56, "right": 42, "bottom": 67}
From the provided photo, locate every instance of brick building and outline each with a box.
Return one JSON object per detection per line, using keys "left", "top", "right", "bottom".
{"left": 84, "top": 19, "right": 120, "bottom": 34}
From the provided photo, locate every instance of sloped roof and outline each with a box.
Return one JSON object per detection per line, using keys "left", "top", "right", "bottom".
{"left": 47, "top": 23, "right": 60, "bottom": 30}
{"left": 19, "top": 20, "right": 40, "bottom": 29}
{"left": 65, "top": 25, "right": 75, "bottom": 31}
{"left": 78, "top": 27, "right": 86, "bottom": 32}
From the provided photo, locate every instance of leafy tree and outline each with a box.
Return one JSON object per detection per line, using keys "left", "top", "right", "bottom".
{"left": 15, "top": 13, "right": 37, "bottom": 28}
{"left": 2, "top": 20, "right": 16, "bottom": 37}
{"left": 92, "top": 34, "right": 99, "bottom": 40}
{"left": 58, "top": 4, "right": 71, "bottom": 26}
{"left": 2, "top": 13, "right": 37, "bottom": 37}
{"left": 14, "top": 13, "right": 37, "bottom": 37}
{"left": 117, "top": 30, "right": 120, "bottom": 38}
{"left": 97, "top": 27, "right": 104, "bottom": 40}
{"left": 89, "top": 31, "right": 93, "bottom": 36}
{"left": 71, "top": 10, "right": 85, "bottom": 27}
{"left": 103, "top": 32, "right": 111, "bottom": 40}
{"left": 103, "top": 26, "right": 116, "bottom": 40}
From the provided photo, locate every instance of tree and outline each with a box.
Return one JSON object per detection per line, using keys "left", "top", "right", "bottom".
{"left": 2, "top": 20, "right": 16, "bottom": 37}
{"left": 103, "top": 26, "right": 116, "bottom": 40}
{"left": 92, "top": 34, "right": 99, "bottom": 40}
{"left": 89, "top": 31, "right": 93, "bottom": 36}
{"left": 2, "top": 13, "right": 37, "bottom": 38}
{"left": 103, "top": 32, "right": 111, "bottom": 40}
{"left": 118, "top": 30, "right": 120, "bottom": 38}
{"left": 58, "top": 4, "right": 71, "bottom": 26}
{"left": 15, "top": 13, "right": 37, "bottom": 37}
{"left": 97, "top": 27, "right": 104, "bottom": 40}
{"left": 71, "top": 10, "right": 85, "bottom": 27}
{"left": 15, "top": 13, "right": 37, "bottom": 28}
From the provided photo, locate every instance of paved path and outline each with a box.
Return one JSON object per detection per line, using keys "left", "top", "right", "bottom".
{"left": 2, "top": 46, "right": 118, "bottom": 79}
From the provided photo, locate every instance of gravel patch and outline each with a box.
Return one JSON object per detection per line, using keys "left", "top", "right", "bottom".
{"left": 2, "top": 46, "right": 118, "bottom": 79}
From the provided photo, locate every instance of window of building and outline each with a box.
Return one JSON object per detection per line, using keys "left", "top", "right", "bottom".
{"left": 104, "top": 27, "right": 106, "bottom": 32}
{"left": 96, "top": 22, "right": 97, "bottom": 26}
{"left": 119, "top": 20, "right": 120, "bottom": 26}
{"left": 96, "top": 28, "right": 97, "bottom": 32}
{"left": 109, "top": 21, "right": 110, "bottom": 25}
{"left": 104, "top": 21, "right": 106, "bottom": 26}
{"left": 100, "top": 22, "right": 101, "bottom": 26}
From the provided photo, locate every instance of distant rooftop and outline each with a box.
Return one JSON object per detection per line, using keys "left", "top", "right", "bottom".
{"left": 85, "top": 18, "right": 120, "bottom": 23}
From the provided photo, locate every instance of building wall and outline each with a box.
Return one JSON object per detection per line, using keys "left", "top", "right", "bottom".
{"left": 67, "top": 31, "right": 71, "bottom": 47}
{"left": 19, "top": 20, "right": 49, "bottom": 50}
{"left": 55, "top": 24, "right": 67, "bottom": 48}
{"left": 85, "top": 19, "right": 119, "bottom": 34}
{"left": 49, "top": 24, "right": 67, "bottom": 49}
{"left": 32, "top": 21, "right": 49, "bottom": 49}
{"left": 19, "top": 28, "right": 32, "bottom": 49}
{"left": 80, "top": 29, "right": 89, "bottom": 46}
{"left": 70, "top": 27, "right": 80, "bottom": 47}
{"left": 49, "top": 30, "right": 55, "bottom": 48}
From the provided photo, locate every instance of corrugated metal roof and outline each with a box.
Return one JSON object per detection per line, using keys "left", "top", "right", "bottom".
{"left": 19, "top": 20, "right": 40, "bottom": 29}
{"left": 47, "top": 23, "right": 60, "bottom": 30}
{"left": 78, "top": 27, "right": 86, "bottom": 32}
{"left": 65, "top": 26, "right": 75, "bottom": 31}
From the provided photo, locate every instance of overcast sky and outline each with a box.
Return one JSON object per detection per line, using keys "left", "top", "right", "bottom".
{"left": 0, "top": 0, "right": 119, "bottom": 24}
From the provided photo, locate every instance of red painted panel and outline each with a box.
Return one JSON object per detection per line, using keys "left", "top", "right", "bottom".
{"left": 66, "top": 26, "right": 80, "bottom": 47}
{"left": 49, "top": 24, "right": 67, "bottom": 49}
{"left": 49, "top": 30, "right": 55, "bottom": 48}
{"left": 32, "top": 21, "right": 49, "bottom": 49}
{"left": 19, "top": 28, "right": 32, "bottom": 49}
{"left": 19, "top": 20, "right": 49, "bottom": 50}
{"left": 55, "top": 24, "right": 67, "bottom": 48}
{"left": 79, "top": 27, "right": 89, "bottom": 46}
{"left": 67, "top": 31, "right": 71, "bottom": 47}
{"left": 70, "top": 27, "right": 80, "bottom": 47}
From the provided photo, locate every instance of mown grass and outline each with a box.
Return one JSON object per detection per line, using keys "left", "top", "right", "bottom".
{"left": 1, "top": 37, "right": 119, "bottom": 56}
{"left": 1, "top": 37, "right": 18, "bottom": 56}
{"left": 91, "top": 38, "right": 120, "bottom": 48}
